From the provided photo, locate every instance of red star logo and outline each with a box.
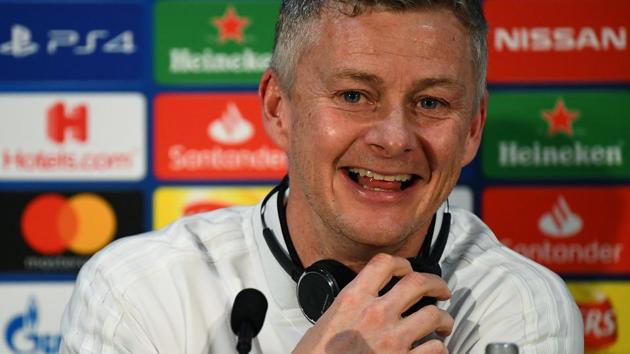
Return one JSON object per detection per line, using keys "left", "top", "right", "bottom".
{"left": 212, "top": 6, "right": 250, "bottom": 43}
{"left": 541, "top": 98, "right": 579, "bottom": 137}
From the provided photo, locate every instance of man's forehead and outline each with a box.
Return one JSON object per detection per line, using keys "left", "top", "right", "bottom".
{"left": 292, "top": 6, "right": 475, "bottom": 98}
{"left": 318, "top": 7, "right": 467, "bottom": 48}
{"left": 315, "top": 11, "right": 471, "bottom": 68}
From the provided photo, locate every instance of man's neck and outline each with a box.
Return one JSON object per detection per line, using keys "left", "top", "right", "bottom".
{"left": 284, "top": 192, "right": 429, "bottom": 273}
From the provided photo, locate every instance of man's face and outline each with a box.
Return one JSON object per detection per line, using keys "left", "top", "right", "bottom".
{"left": 265, "top": 8, "right": 486, "bottom": 251}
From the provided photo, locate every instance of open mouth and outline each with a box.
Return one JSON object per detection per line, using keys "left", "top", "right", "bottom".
{"left": 346, "top": 167, "right": 419, "bottom": 192}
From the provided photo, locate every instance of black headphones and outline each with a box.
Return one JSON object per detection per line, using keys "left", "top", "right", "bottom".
{"left": 261, "top": 176, "right": 451, "bottom": 323}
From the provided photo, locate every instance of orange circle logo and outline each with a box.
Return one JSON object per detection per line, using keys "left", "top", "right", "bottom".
{"left": 20, "top": 193, "right": 116, "bottom": 256}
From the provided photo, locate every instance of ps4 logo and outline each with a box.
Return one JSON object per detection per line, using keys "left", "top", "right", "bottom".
{"left": 4, "top": 298, "right": 61, "bottom": 354}
{"left": 0, "top": 24, "right": 136, "bottom": 58}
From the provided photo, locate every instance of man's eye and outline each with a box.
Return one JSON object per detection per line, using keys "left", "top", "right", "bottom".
{"left": 342, "top": 91, "right": 363, "bottom": 104}
{"left": 419, "top": 97, "right": 441, "bottom": 110}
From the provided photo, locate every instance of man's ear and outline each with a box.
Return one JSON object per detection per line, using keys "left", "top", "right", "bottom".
{"left": 461, "top": 90, "right": 488, "bottom": 166}
{"left": 259, "top": 68, "right": 289, "bottom": 151}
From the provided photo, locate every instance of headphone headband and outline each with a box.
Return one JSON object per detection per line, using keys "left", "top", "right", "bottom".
{"left": 260, "top": 176, "right": 451, "bottom": 322}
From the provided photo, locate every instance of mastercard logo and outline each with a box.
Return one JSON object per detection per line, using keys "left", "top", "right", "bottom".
{"left": 20, "top": 193, "right": 116, "bottom": 256}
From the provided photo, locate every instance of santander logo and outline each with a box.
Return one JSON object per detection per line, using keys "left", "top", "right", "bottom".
{"left": 207, "top": 102, "right": 254, "bottom": 145}
{"left": 538, "top": 195, "right": 583, "bottom": 238}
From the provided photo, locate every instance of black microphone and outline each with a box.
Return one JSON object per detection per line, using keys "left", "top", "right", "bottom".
{"left": 230, "top": 288, "right": 268, "bottom": 354}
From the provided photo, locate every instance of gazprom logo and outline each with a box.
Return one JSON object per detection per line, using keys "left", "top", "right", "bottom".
{"left": 4, "top": 298, "right": 60, "bottom": 354}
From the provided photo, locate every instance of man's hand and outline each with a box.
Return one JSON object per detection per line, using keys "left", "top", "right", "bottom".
{"left": 292, "top": 253, "right": 453, "bottom": 354}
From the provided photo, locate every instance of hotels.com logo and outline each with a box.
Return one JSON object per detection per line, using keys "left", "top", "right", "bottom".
{"left": 1, "top": 101, "right": 133, "bottom": 173}
{"left": 0, "top": 94, "right": 145, "bottom": 180}
{"left": 47, "top": 102, "right": 88, "bottom": 144}
{"left": 20, "top": 193, "right": 115, "bottom": 256}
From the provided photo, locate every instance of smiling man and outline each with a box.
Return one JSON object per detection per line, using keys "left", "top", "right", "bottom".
{"left": 61, "top": 1, "right": 583, "bottom": 353}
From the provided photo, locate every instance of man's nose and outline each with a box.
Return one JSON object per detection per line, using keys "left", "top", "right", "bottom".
{"left": 363, "top": 106, "right": 417, "bottom": 158}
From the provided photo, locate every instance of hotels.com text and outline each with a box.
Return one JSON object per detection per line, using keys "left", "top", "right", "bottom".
{"left": 2, "top": 149, "right": 137, "bottom": 171}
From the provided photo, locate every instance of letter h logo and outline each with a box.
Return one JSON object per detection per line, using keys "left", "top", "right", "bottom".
{"left": 47, "top": 102, "right": 88, "bottom": 144}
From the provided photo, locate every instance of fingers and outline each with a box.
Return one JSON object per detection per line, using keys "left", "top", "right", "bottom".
{"left": 380, "top": 271, "right": 451, "bottom": 315}
{"left": 352, "top": 254, "right": 454, "bottom": 348}
{"left": 410, "top": 339, "right": 449, "bottom": 354}
{"left": 296, "top": 252, "right": 453, "bottom": 354}
{"left": 351, "top": 253, "right": 414, "bottom": 295}
{"left": 401, "top": 304, "right": 454, "bottom": 340}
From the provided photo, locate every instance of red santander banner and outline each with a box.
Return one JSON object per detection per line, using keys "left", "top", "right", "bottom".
{"left": 154, "top": 93, "right": 287, "bottom": 180}
{"left": 485, "top": 0, "right": 630, "bottom": 83}
{"left": 482, "top": 187, "right": 630, "bottom": 274}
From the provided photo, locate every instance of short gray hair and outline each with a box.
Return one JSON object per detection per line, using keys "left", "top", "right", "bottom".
{"left": 269, "top": 0, "right": 488, "bottom": 103}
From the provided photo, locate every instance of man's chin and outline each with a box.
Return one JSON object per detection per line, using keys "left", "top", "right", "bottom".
{"left": 339, "top": 224, "right": 416, "bottom": 250}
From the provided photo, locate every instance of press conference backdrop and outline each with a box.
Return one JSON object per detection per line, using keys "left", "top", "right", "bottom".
{"left": 0, "top": 0, "right": 628, "bottom": 352}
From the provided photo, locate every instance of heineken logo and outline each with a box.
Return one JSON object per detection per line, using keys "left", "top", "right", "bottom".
{"left": 498, "top": 141, "right": 623, "bottom": 168}
{"left": 542, "top": 98, "right": 579, "bottom": 137}
{"left": 212, "top": 5, "right": 250, "bottom": 44}
{"left": 483, "top": 91, "right": 630, "bottom": 178}
{"left": 498, "top": 97, "right": 622, "bottom": 169}
{"left": 155, "top": 1, "right": 278, "bottom": 85}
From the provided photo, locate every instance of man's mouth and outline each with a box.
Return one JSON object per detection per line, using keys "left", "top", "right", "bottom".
{"left": 346, "top": 168, "right": 418, "bottom": 192}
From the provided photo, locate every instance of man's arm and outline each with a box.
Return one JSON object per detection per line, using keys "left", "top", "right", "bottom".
{"left": 444, "top": 251, "right": 584, "bottom": 354}
{"left": 60, "top": 258, "right": 157, "bottom": 354}
{"left": 468, "top": 275, "right": 583, "bottom": 353}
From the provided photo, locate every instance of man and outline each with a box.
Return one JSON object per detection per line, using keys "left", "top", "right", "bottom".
{"left": 61, "top": 1, "right": 583, "bottom": 353}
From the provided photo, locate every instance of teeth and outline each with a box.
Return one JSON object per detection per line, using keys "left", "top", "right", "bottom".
{"left": 348, "top": 168, "right": 412, "bottom": 182}
{"left": 361, "top": 186, "right": 388, "bottom": 192}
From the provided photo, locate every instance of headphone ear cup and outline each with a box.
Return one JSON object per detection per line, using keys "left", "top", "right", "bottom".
{"left": 312, "top": 259, "right": 357, "bottom": 291}
{"left": 378, "top": 258, "right": 442, "bottom": 318}
{"left": 296, "top": 259, "right": 356, "bottom": 323}
{"left": 399, "top": 258, "right": 442, "bottom": 317}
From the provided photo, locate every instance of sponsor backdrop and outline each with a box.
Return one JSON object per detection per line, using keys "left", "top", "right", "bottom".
{"left": 0, "top": 0, "right": 628, "bottom": 352}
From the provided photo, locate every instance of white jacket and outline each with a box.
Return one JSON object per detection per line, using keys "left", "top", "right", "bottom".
{"left": 60, "top": 192, "right": 583, "bottom": 353}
